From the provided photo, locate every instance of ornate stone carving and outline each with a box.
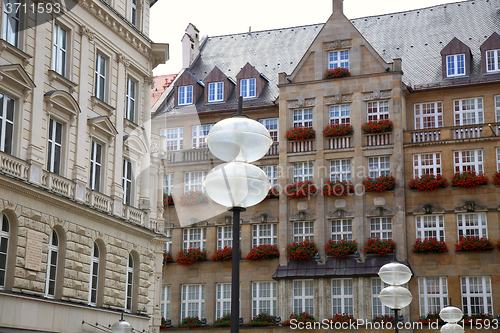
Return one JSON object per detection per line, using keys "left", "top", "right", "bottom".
{"left": 287, "top": 98, "right": 315, "bottom": 109}
{"left": 289, "top": 211, "right": 315, "bottom": 221}
{"left": 144, "top": 76, "right": 155, "bottom": 89}
{"left": 365, "top": 206, "right": 394, "bottom": 217}
{"left": 326, "top": 209, "right": 354, "bottom": 219}
{"left": 117, "top": 53, "right": 131, "bottom": 67}
{"left": 250, "top": 212, "right": 278, "bottom": 223}
{"left": 325, "top": 94, "right": 353, "bottom": 105}
{"left": 454, "top": 201, "right": 488, "bottom": 213}
{"left": 413, "top": 203, "right": 445, "bottom": 215}
{"left": 324, "top": 39, "right": 352, "bottom": 50}
{"left": 362, "top": 90, "right": 392, "bottom": 101}
{"left": 79, "top": 25, "right": 95, "bottom": 41}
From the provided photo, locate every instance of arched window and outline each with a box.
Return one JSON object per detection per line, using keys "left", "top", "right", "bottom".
{"left": 45, "top": 229, "right": 59, "bottom": 298}
{"left": 0, "top": 214, "right": 10, "bottom": 289}
{"left": 126, "top": 254, "right": 133, "bottom": 311}
{"left": 89, "top": 242, "right": 99, "bottom": 305}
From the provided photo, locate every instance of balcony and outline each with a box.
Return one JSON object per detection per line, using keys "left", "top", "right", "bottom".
{"left": 325, "top": 136, "right": 353, "bottom": 150}
{"left": 405, "top": 123, "right": 500, "bottom": 145}
{"left": 164, "top": 148, "right": 214, "bottom": 164}
{"left": 363, "top": 132, "right": 393, "bottom": 147}
{"left": 265, "top": 142, "right": 279, "bottom": 156}
{"left": 288, "top": 139, "right": 315, "bottom": 153}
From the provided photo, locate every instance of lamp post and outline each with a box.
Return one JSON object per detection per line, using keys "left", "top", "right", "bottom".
{"left": 378, "top": 262, "right": 413, "bottom": 333}
{"left": 110, "top": 313, "right": 132, "bottom": 333}
{"left": 439, "top": 306, "right": 464, "bottom": 333}
{"left": 204, "top": 96, "right": 272, "bottom": 333}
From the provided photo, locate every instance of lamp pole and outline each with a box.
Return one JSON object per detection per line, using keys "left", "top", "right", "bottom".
{"left": 229, "top": 206, "right": 244, "bottom": 333}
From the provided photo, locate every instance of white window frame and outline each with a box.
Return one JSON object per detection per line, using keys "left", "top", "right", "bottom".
{"left": 3, "top": 0, "right": 20, "bottom": 47}
{"left": 217, "top": 226, "right": 233, "bottom": 250}
{"left": 183, "top": 228, "right": 206, "bottom": 250}
{"left": 497, "top": 148, "right": 500, "bottom": 172}
{"left": 371, "top": 278, "right": 391, "bottom": 317}
{"left": 94, "top": 53, "right": 106, "bottom": 101}
{"left": 208, "top": 82, "right": 224, "bottom": 102}
{"left": 183, "top": 171, "right": 205, "bottom": 192}
{"left": 259, "top": 118, "right": 279, "bottom": 142}
{"left": 413, "top": 153, "right": 442, "bottom": 178}
{"left": 457, "top": 213, "right": 487, "bottom": 238}
{"left": 261, "top": 165, "right": 278, "bottom": 187}
{"left": 130, "top": 0, "right": 137, "bottom": 26}
{"left": 495, "top": 96, "right": 500, "bottom": 122}
{"left": 418, "top": 277, "right": 448, "bottom": 316}
{"left": 45, "top": 230, "right": 59, "bottom": 298}
{"left": 293, "top": 161, "right": 314, "bottom": 183}
{"left": 88, "top": 242, "right": 99, "bottom": 305}
{"left": 122, "top": 159, "right": 132, "bottom": 205}
{"left": 216, "top": 283, "right": 231, "bottom": 319}
{"left": 47, "top": 118, "right": 63, "bottom": 175}
{"left": 252, "top": 224, "right": 278, "bottom": 248}
{"left": 486, "top": 49, "right": 500, "bottom": 72}
{"left": 293, "top": 221, "right": 314, "bottom": 243}
{"left": 125, "top": 254, "right": 133, "bottom": 311}
{"left": 461, "top": 276, "right": 493, "bottom": 316}
{"left": 0, "top": 93, "right": 15, "bottom": 154}
{"left": 161, "top": 285, "right": 171, "bottom": 320}
{"left": 331, "top": 219, "right": 353, "bottom": 241}
{"left": 367, "top": 101, "right": 389, "bottom": 121}
{"left": 181, "top": 284, "right": 205, "bottom": 319}
{"left": 52, "top": 23, "right": 67, "bottom": 77}
{"left": 192, "top": 124, "right": 212, "bottom": 149}
{"left": 293, "top": 279, "right": 314, "bottom": 315}
{"left": 328, "top": 50, "right": 349, "bottom": 70}
{"left": 331, "top": 278, "right": 353, "bottom": 316}
{"left": 163, "top": 173, "right": 174, "bottom": 195}
{"left": 163, "top": 229, "right": 172, "bottom": 253}
{"left": 329, "top": 105, "right": 351, "bottom": 125}
{"left": 178, "top": 85, "right": 193, "bottom": 106}
{"left": 293, "top": 108, "right": 313, "bottom": 128}
{"left": 252, "top": 281, "right": 277, "bottom": 317}
{"left": 125, "top": 78, "right": 136, "bottom": 123}
{"left": 0, "top": 214, "right": 10, "bottom": 290}
{"left": 240, "top": 78, "right": 256, "bottom": 98}
{"left": 89, "top": 140, "right": 102, "bottom": 192}
{"left": 454, "top": 98, "right": 483, "bottom": 126}
{"left": 330, "top": 159, "right": 351, "bottom": 181}
{"left": 414, "top": 102, "right": 443, "bottom": 129}
{"left": 454, "top": 150, "right": 483, "bottom": 174}
{"left": 446, "top": 54, "right": 465, "bottom": 77}
{"left": 161, "top": 127, "right": 183, "bottom": 151}
{"left": 368, "top": 156, "right": 390, "bottom": 178}
{"left": 370, "top": 217, "right": 392, "bottom": 240}
{"left": 416, "top": 215, "right": 445, "bottom": 241}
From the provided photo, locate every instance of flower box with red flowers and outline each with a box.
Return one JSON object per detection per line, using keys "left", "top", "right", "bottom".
{"left": 323, "top": 180, "right": 354, "bottom": 197}
{"left": 418, "top": 313, "right": 445, "bottom": 326}
{"left": 322, "top": 123, "right": 354, "bottom": 137}
{"left": 463, "top": 313, "right": 493, "bottom": 324}
{"left": 179, "top": 190, "right": 208, "bottom": 207}
{"left": 408, "top": 174, "right": 448, "bottom": 192}
{"left": 493, "top": 172, "right": 500, "bottom": 186}
{"left": 212, "top": 314, "right": 231, "bottom": 327}
{"left": 247, "top": 313, "right": 277, "bottom": 327}
{"left": 412, "top": 238, "right": 448, "bottom": 253}
{"left": 324, "top": 67, "right": 351, "bottom": 79}
{"left": 264, "top": 187, "right": 280, "bottom": 200}
{"left": 285, "top": 181, "right": 318, "bottom": 199}
{"left": 362, "top": 119, "right": 393, "bottom": 133}
{"left": 286, "top": 239, "right": 318, "bottom": 261}
{"left": 285, "top": 126, "right": 316, "bottom": 141}
{"left": 163, "top": 251, "right": 173, "bottom": 265}
{"left": 160, "top": 317, "right": 170, "bottom": 329}
{"left": 211, "top": 246, "right": 236, "bottom": 262}
{"left": 176, "top": 248, "right": 206, "bottom": 266}
{"left": 163, "top": 193, "right": 174, "bottom": 208}
{"left": 455, "top": 236, "right": 494, "bottom": 252}
{"left": 451, "top": 171, "right": 488, "bottom": 188}
{"left": 282, "top": 312, "right": 316, "bottom": 326}
{"left": 363, "top": 238, "right": 396, "bottom": 256}
{"left": 245, "top": 244, "right": 279, "bottom": 261}
{"left": 363, "top": 175, "right": 396, "bottom": 192}
{"left": 372, "top": 315, "right": 395, "bottom": 324}
{"left": 324, "top": 239, "right": 357, "bottom": 258}
{"left": 329, "top": 314, "right": 356, "bottom": 324}
{"left": 177, "top": 316, "right": 202, "bottom": 328}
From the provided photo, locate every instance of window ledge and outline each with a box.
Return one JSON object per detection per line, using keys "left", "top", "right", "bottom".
{"left": 0, "top": 39, "right": 32, "bottom": 66}
{"left": 444, "top": 75, "right": 469, "bottom": 80}
{"left": 91, "top": 96, "right": 115, "bottom": 116}
{"left": 48, "top": 70, "right": 78, "bottom": 93}
{"left": 124, "top": 118, "right": 143, "bottom": 131}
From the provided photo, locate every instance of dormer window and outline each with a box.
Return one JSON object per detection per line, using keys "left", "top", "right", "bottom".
{"left": 328, "top": 50, "right": 349, "bottom": 70}
{"left": 446, "top": 54, "right": 465, "bottom": 77}
{"left": 481, "top": 33, "right": 500, "bottom": 74}
{"left": 208, "top": 82, "right": 223, "bottom": 102}
{"left": 441, "top": 38, "right": 471, "bottom": 79}
{"left": 240, "top": 78, "right": 256, "bottom": 98}
{"left": 178, "top": 85, "right": 193, "bottom": 105}
{"left": 486, "top": 49, "right": 500, "bottom": 72}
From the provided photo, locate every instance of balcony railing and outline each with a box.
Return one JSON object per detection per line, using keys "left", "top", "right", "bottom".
{"left": 363, "top": 132, "right": 393, "bottom": 147}
{"left": 0, "top": 153, "right": 29, "bottom": 180}
{"left": 405, "top": 123, "right": 500, "bottom": 144}
{"left": 452, "top": 125, "right": 482, "bottom": 139}
{"left": 123, "top": 205, "right": 144, "bottom": 225}
{"left": 164, "top": 148, "right": 214, "bottom": 163}
{"left": 325, "top": 136, "right": 352, "bottom": 150}
{"left": 288, "top": 139, "right": 315, "bottom": 153}
{"left": 410, "top": 130, "right": 441, "bottom": 143}
{"left": 265, "top": 143, "right": 279, "bottom": 156}
{"left": 42, "top": 172, "right": 76, "bottom": 198}
{"left": 86, "top": 190, "right": 113, "bottom": 212}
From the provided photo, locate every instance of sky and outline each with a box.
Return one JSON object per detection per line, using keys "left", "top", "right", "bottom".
{"left": 150, "top": 0, "right": 463, "bottom": 76}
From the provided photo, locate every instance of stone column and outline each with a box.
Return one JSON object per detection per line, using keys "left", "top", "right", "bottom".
{"left": 139, "top": 76, "right": 154, "bottom": 220}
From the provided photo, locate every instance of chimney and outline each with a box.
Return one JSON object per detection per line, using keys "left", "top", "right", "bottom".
{"left": 182, "top": 23, "right": 200, "bottom": 69}
{"left": 332, "top": 0, "right": 343, "bottom": 13}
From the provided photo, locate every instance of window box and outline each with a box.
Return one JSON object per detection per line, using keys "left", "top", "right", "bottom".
{"left": 322, "top": 123, "right": 353, "bottom": 137}
{"left": 418, "top": 313, "right": 445, "bottom": 326}
{"left": 363, "top": 238, "right": 395, "bottom": 256}
{"left": 329, "top": 314, "right": 356, "bottom": 324}
{"left": 323, "top": 180, "right": 354, "bottom": 197}
{"left": 211, "top": 246, "right": 237, "bottom": 262}
{"left": 176, "top": 248, "right": 206, "bottom": 266}
{"left": 177, "top": 316, "right": 203, "bottom": 328}
{"left": 362, "top": 119, "right": 393, "bottom": 133}
{"left": 163, "top": 251, "right": 173, "bottom": 265}
{"left": 245, "top": 244, "right": 279, "bottom": 261}
{"left": 286, "top": 239, "right": 318, "bottom": 261}
{"left": 163, "top": 193, "right": 174, "bottom": 208}
{"left": 212, "top": 314, "right": 231, "bottom": 327}
{"left": 285, "top": 181, "right": 318, "bottom": 199}
{"left": 282, "top": 313, "right": 316, "bottom": 326}
{"left": 408, "top": 174, "right": 447, "bottom": 192}
{"left": 451, "top": 171, "right": 488, "bottom": 188}
{"left": 324, "top": 67, "right": 351, "bottom": 79}
{"left": 455, "top": 236, "right": 494, "bottom": 252}
{"left": 179, "top": 190, "right": 208, "bottom": 206}
{"left": 324, "top": 239, "right": 357, "bottom": 258}
{"left": 264, "top": 187, "right": 280, "bottom": 200}
{"left": 160, "top": 317, "right": 171, "bottom": 329}
{"left": 493, "top": 172, "right": 500, "bottom": 186}
{"left": 463, "top": 314, "right": 494, "bottom": 325}
{"left": 247, "top": 313, "right": 278, "bottom": 327}
{"left": 363, "top": 175, "right": 396, "bottom": 193}
{"left": 285, "top": 126, "right": 315, "bottom": 140}
{"left": 373, "top": 315, "right": 395, "bottom": 324}
{"left": 412, "top": 238, "right": 448, "bottom": 253}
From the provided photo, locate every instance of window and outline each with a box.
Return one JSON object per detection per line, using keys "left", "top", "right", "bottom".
{"left": 461, "top": 276, "right": 493, "bottom": 316}
{"left": 52, "top": 24, "right": 67, "bottom": 77}
{"left": 126, "top": 254, "right": 133, "bottom": 311}
{"left": 125, "top": 78, "right": 136, "bottom": 122}
{"left": 163, "top": 173, "right": 174, "bottom": 195}
{"left": 0, "top": 93, "right": 15, "bottom": 155}
{"left": 161, "top": 285, "right": 171, "bottom": 320}
{"left": 457, "top": 213, "right": 487, "bottom": 238}
{"left": 329, "top": 105, "right": 350, "bottom": 125}
{"left": 454, "top": 150, "right": 483, "bottom": 173}
{"left": 252, "top": 224, "right": 278, "bottom": 248}
{"left": 261, "top": 165, "right": 278, "bottom": 187}
{"left": 446, "top": 54, "right": 465, "bottom": 77}
{"left": 332, "top": 278, "right": 353, "bottom": 316}
{"left": 94, "top": 53, "right": 106, "bottom": 101}
{"left": 3, "top": 0, "right": 20, "bottom": 47}
{"left": 89, "top": 242, "right": 99, "bottom": 305}
{"left": 293, "top": 280, "right": 314, "bottom": 315}
{"left": 293, "top": 221, "right": 314, "bottom": 242}
{"left": 293, "top": 109, "right": 313, "bottom": 128}
{"left": 181, "top": 284, "right": 205, "bottom": 319}
{"left": 122, "top": 160, "right": 132, "bottom": 205}
{"left": 89, "top": 141, "right": 102, "bottom": 192}
{"left": 371, "top": 278, "right": 391, "bottom": 317}
{"left": 208, "top": 82, "right": 224, "bottom": 102}
{"left": 184, "top": 171, "right": 205, "bottom": 192}
{"left": 0, "top": 214, "right": 9, "bottom": 289}
{"left": 252, "top": 282, "right": 277, "bottom": 317}
{"left": 495, "top": 96, "right": 500, "bottom": 122}
{"left": 130, "top": 0, "right": 137, "bottom": 26}
{"left": 368, "top": 156, "right": 390, "bottom": 178}
{"left": 45, "top": 230, "right": 59, "bottom": 298}
{"left": 367, "top": 101, "right": 389, "bottom": 121}
{"left": 183, "top": 228, "right": 206, "bottom": 250}
{"left": 330, "top": 159, "right": 351, "bottom": 181}
{"left": 178, "top": 86, "right": 193, "bottom": 106}
{"left": 414, "top": 102, "right": 443, "bottom": 129}
{"left": 240, "top": 78, "right": 256, "bottom": 98}
{"left": 454, "top": 98, "right": 483, "bottom": 125}
{"left": 486, "top": 49, "right": 500, "bottom": 72}
{"left": 259, "top": 118, "right": 279, "bottom": 142}
{"left": 413, "top": 153, "right": 441, "bottom": 178}
{"left": 160, "top": 127, "right": 183, "bottom": 151}
{"left": 328, "top": 50, "right": 349, "bottom": 70}
{"left": 216, "top": 283, "right": 231, "bottom": 319}
{"left": 331, "top": 219, "right": 352, "bottom": 241}
{"left": 163, "top": 229, "right": 172, "bottom": 253}
{"left": 293, "top": 162, "right": 314, "bottom": 182}
{"left": 370, "top": 217, "right": 392, "bottom": 240}
{"left": 497, "top": 148, "right": 500, "bottom": 172}
{"left": 192, "top": 125, "right": 212, "bottom": 149}
{"left": 217, "top": 226, "right": 233, "bottom": 250}
{"left": 416, "top": 215, "right": 445, "bottom": 241}
{"left": 418, "top": 277, "right": 448, "bottom": 316}
{"left": 47, "top": 118, "right": 63, "bottom": 175}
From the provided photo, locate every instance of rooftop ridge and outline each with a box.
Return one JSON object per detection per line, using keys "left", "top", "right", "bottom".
{"left": 206, "top": 22, "right": 325, "bottom": 40}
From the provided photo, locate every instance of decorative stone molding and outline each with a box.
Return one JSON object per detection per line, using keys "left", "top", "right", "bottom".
{"left": 289, "top": 211, "right": 315, "bottom": 221}
{"left": 325, "top": 94, "right": 352, "bottom": 105}
{"left": 326, "top": 209, "right": 354, "bottom": 219}
{"left": 117, "top": 53, "right": 131, "bottom": 67}
{"left": 79, "top": 25, "right": 96, "bottom": 41}
{"left": 287, "top": 98, "right": 315, "bottom": 109}
{"left": 324, "top": 39, "right": 352, "bottom": 50}
{"left": 365, "top": 206, "right": 394, "bottom": 217}
{"left": 454, "top": 201, "right": 488, "bottom": 213}
{"left": 250, "top": 212, "right": 278, "bottom": 223}
{"left": 413, "top": 203, "right": 445, "bottom": 215}
{"left": 362, "top": 90, "right": 392, "bottom": 101}
{"left": 144, "top": 76, "right": 155, "bottom": 89}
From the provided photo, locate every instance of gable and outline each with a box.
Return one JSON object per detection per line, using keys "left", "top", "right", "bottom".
{"left": 203, "top": 66, "right": 234, "bottom": 103}
{"left": 480, "top": 32, "right": 500, "bottom": 73}
{"left": 173, "top": 71, "right": 204, "bottom": 107}
{"left": 440, "top": 37, "right": 472, "bottom": 77}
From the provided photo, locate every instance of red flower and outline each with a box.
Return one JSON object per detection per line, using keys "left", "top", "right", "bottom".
{"left": 282, "top": 312, "right": 316, "bottom": 326}
{"left": 163, "top": 251, "right": 174, "bottom": 265}
{"left": 455, "top": 236, "right": 493, "bottom": 252}
{"left": 286, "top": 239, "right": 318, "bottom": 261}
{"left": 362, "top": 119, "right": 393, "bottom": 133}
{"left": 412, "top": 238, "right": 448, "bottom": 253}
{"left": 363, "top": 175, "right": 396, "bottom": 192}
{"left": 363, "top": 238, "right": 396, "bottom": 256}
{"left": 179, "top": 190, "right": 208, "bottom": 206}
{"left": 285, "top": 126, "right": 315, "bottom": 141}
{"left": 163, "top": 193, "right": 174, "bottom": 208}
{"left": 323, "top": 180, "right": 354, "bottom": 197}
{"left": 285, "top": 181, "right": 318, "bottom": 199}
{"left": 408, "top": 174, "right": 447, "bottom": 192}
{"left": 323, "top": 123, "right": 354, "bottom": 137}
{"left": 451, "top": 171, "right": 488, "bottom": 188}
{"left": 245, "top": 244, "right": 279, "bottom": 261}
{"left": 264, "top": 187, "right": 280, "bottom": 200}
{"left": 247, "top": 313, "right": 278, "bottom": 327}
{"left": 176, "top": 248, "right": 206, "bottom": 266}
{"left": 373, "top": 315, "right": 395, "bottom": 324}
{"left": 328, "top": 314, "right": 356, "bottom": 324}
{"left": 211, "top": 246, "right": 240, "bottom": 261}
{"left": 177, "top": 316, "right": 202, "bottom": 328}
{"left": 324, "top": 67, "right": 351, "bottom": 79}
{"left": 493, "top": 172, "right": 500, "bottom": 186}
{"left": 325, "top": 239, "right": 357, "bottom": 258}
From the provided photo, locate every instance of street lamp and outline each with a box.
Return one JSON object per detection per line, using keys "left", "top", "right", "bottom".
{"left": 110, "top": 313, "right": 132, "bottom": 333}
{"left": 439, "top": 306, "right": 464, "bottom": 333}
{"left": 378, "top": 262, "right": 413, "bottom": 333}
{"left": 204, "top": 96, "right": 272, "bottom": 333}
